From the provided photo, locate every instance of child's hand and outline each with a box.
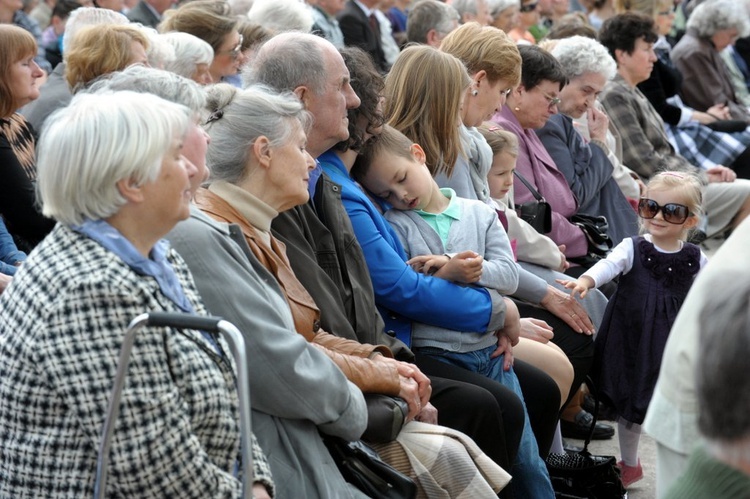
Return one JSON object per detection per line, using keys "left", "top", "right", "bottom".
{"left": 556, "top": 276, "right": 595, "bottom": 299}
{"left": 406, "top": 254, "right": 450, "bottom": 275}
{"left": 492, "top": 299, "right": 520, "bottom": 371}
{"left": 433, "top": 250, "right": 483, "bottom": 283}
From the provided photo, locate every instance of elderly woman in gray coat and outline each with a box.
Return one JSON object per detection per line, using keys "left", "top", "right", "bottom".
{"left": 0, "top": 91, "right": 273, "bottom": 497}
{"left": 538, "top": 35, "right": 641, "bottom": 248}
{"left": 671, "top": 0, "right": 750, "bottom": 122}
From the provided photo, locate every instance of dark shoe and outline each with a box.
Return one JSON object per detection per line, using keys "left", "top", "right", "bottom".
{"left": 560, "top": 410, "right": 615, "bottom": 440}
{"left": 582, "top": 394, "right": 618, "bottom": 421}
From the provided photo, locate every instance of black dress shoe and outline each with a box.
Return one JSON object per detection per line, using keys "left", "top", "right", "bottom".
{"left": 560, "top": 410, "right": 615, "bottom": 440}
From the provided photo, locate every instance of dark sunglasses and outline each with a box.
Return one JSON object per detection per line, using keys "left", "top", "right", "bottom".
{"left": 637, "top": 198, "right": 691, "bottom": 224}
{"left": 520, "top": 2, "right": 538, "bottom": 12}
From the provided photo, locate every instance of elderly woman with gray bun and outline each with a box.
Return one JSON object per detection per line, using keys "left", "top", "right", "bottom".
{"left": 0, "top": 90, "right": 253, "bottom": 498}
{"left": 162, "top": 31, "right": 215, "bottom": 85}
{"left": 671, "top": 0, "right": 750, "bottom": 121}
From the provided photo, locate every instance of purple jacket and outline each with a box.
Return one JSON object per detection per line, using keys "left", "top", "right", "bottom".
{"left": 492, "top": 105, "right": 588, "bottom": 258}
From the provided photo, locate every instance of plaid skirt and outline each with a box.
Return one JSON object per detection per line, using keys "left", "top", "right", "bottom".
{"left": 665, "top": 121, "right": 750, "bottom": 169}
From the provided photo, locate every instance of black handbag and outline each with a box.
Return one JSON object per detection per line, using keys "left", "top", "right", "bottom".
{"left": 514, "top": 170, "right": 552, "bottom": 234}
{"left": 323, "top": 435, "right": 418, "bottom": 499}
{"left": 705, "top": 119, "right": 748, "bottom": 133}
{"left": 568, "top": 213, "right": 613, "bottom": 268}
{"left": 545, "top": 377, "right": 626, "bottom": 499}
{"left": 362, "top": 394, "right": 409, "bottom": 443}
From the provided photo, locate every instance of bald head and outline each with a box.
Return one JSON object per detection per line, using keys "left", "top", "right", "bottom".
{"left": 245, "top": 32, "right": 360, "bottom": 157}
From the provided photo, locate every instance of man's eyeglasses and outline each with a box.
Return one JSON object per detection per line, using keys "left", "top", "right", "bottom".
{"left": 219, "top": 34, "right": 244, "bottom": 60}
{"left": 520, "top": 2, "right": 538, "bottom": 12}
{"left": 637, "top": 198, "right": 691, "bottom": 224}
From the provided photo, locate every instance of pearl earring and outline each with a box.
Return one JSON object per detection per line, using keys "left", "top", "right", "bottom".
{"left": 472, "top": 89, "right": 479, "bottom": 96}
{"left": 514, "top": 106, "right": 521, "bottom": 112}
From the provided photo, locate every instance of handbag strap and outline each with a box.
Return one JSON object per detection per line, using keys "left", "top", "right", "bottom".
{"left": 513, "top": 170, "right": 546, "bottom": 203}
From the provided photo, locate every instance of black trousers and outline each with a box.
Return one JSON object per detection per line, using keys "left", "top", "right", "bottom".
{"left": 515, "top": 302, "right": 596, "bottom": 409}
{"left": 417, "top": 354, "right": 559, "bottom": 461}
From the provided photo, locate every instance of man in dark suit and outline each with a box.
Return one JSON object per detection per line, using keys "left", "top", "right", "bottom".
{"left": 337, "top": 0, "right": 389, "bottom": 73}
{"left": 126, "top": 0, "right": 171, "bottom": 28}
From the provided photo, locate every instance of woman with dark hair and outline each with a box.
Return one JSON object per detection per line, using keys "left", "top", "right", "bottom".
{"left": 598, "top": 12, "right": 750, "bottom": 240}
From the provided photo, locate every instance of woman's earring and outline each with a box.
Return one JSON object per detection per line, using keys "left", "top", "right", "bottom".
{"left": 514, "top": 106, "right": 521, "bottom": 112}
{"left": 472, "top": 89, "right": 479, "bottom": 96}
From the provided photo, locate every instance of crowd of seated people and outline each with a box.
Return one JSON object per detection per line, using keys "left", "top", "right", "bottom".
{"left": 3, "top": 0, "right": 750, "bottom": 497}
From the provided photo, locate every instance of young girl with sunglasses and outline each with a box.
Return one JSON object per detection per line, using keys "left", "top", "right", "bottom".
{"left": 560, "top": 171, "right": 708, "bottom": 488}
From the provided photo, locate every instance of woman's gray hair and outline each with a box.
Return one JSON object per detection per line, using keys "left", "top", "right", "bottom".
{"left": 687, "top": 0, "right": 750, "bottom": 38}
{"left": 142, "top": 27, "right": 176, "bottom": 69}
{"left": 204, "top": 84, "right": 312, "bottom": 184}
{"left": 246, "top": 0, "right": 313, "bottom": 33}
{"left": 452, "top": 0, "right": 479, "bottom": 17}
{"left": 37, "top": 91, "right": 190, "bottom": 225}
{"left": 162, "top": 32, "right": 214, "bottom": 80}
{"left": 62, "top": 6, "right": 128, "bottom": 53}
{"left": 551, "top": 35, "right": 617, "bottom": 80}
{"left": 488, "top": 0, "right": 519, "bottom": 16}
{"left": 87, "top": 65, "right": 206, "bottom": 115}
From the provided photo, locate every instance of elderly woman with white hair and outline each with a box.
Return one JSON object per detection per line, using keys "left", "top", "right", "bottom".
{"left": 537, "top": 35, "right": 641, "bottom": 247}
{"left": 488, "top": 0, "right": 520, "bottom": 32}
{"left": 671, "top": 0, "right": 750, "bottom": 121}
{"left": 0, "top": 90, "right": 267, "bottom": 497}
{"left": 162, "top": 31, "right": 214, "bottom": 85}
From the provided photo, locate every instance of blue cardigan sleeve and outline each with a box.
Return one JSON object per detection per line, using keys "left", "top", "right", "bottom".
{"left": 338, "top": 185, "right": 496, "bottom": 334}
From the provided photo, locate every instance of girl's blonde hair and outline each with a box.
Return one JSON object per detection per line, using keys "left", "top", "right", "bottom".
{"left": 478, "top": 122, "right": 519, "bottom": 158}
{"left": 384, "top": 45, "right": 471, "bottom": 178}
{"left": 643, "top": 171, "right": 703, "bottom": 237}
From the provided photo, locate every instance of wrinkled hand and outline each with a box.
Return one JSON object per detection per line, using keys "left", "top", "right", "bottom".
{"left": 587, "top": 106, "right": 610, "bottom": 143}
{"left": 706, "top": 165, "right": 736, "bottom": 183}
{"left": 433, "top": 250, "right": 483, "bottom": 284}
{"left": 397, "top": 375, "right": 422, "bottom": 422}
{"left": 707, "top": 103, "right": 731, "bottom": 120}
{"left": 253, "top": 483, "right": 272, "bottom": 499}
{"left": 407, "top": 254, "right": 450, "bottom": 275}
{"left": 541, "top": 284, "right": 594, "bottom": 335}
{"left": 0, "top": 273, "right": 11, "bottom": 295}
{"left": 557, "top": 245, "right": 570, "bottom": 272}
{"left": 414, "top": 402, "right": 438, "bottom": 425}
{"left": 520, "top": 317, "right": 554, "bottom": 344}
{"left": 377, "top": 357, "right": 432, "bottom": 408}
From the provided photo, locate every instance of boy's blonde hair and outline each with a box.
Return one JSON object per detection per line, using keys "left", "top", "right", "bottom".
{"left": 478, "top": 122, "right": 519, "bottom": 158}
{"left": 352, "top": 125, "right": 414, "bottom": 182}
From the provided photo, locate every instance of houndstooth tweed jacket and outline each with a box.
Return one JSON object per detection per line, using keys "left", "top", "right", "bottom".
{"left": 0, "top": 224, "right": 270, "bottom": 498}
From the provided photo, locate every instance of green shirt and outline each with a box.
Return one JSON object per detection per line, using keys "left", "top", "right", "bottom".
{"left": 415, "top": 188, "right": 461, "bottom": 246}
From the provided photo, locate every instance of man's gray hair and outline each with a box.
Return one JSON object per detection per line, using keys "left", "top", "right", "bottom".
{"left": 406, "top": 0, "right": 460, "bottom": 44}
{"left": 87, "top": 65, "right": 206, "bottom": 115}
{"left": 242, "top": 31, "right": 328, "bottom": 93}
{"left": 37, "top": 91, "right": 190, "bottom": 225}
{"left": 246, "top": 0, "right": 314, "bottom": 33}
{"left": 162, "top": 32, "right": 214, "bottom": 80}
{"left": 687, "top": 0, "right": 750, "bottom": 38}
{"left": 551, "top": 35, "right": 617, "bottom": 81}
{"left": 203, "top": 84, "right": 312, "bottom": 184}
{"left": 697, "top": 269, "right": 750, "bottom": 465}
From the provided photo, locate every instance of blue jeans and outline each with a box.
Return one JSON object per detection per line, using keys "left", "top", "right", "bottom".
{"left": 417, "top": 345, "right": 555, "bottom": 498}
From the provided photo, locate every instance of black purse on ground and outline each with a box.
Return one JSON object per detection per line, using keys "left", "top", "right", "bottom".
{"left": 568, "top": 214, "right": 613, "bottom": 268}
{"left": 362, "top": 394, "right": 409, "bottom": 443}
{"left": 323, "top": 435, "right": 417, "bottom": 499}
{"left": 545, "top": 377, "right": 626, "bottom": 499}
{"left": 514, "top": 170, "right": 552, "bottom": 234}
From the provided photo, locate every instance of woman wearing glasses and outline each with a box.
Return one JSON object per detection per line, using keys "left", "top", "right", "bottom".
{"left": 159, "top": 0, "right": 244, "bottom": 84}
{"left": 508, "top": 0, "right": 541, "bottom": 44}
{"left": 492, "top": 45, "right": 597, "bottom": 266}
{"left": 561, "top": 171, "right": 708, "bottom": 489}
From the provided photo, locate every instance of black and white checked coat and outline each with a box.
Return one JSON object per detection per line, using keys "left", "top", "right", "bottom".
{"left": 0, "top": 224, "right": 266, "bottom": 498}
